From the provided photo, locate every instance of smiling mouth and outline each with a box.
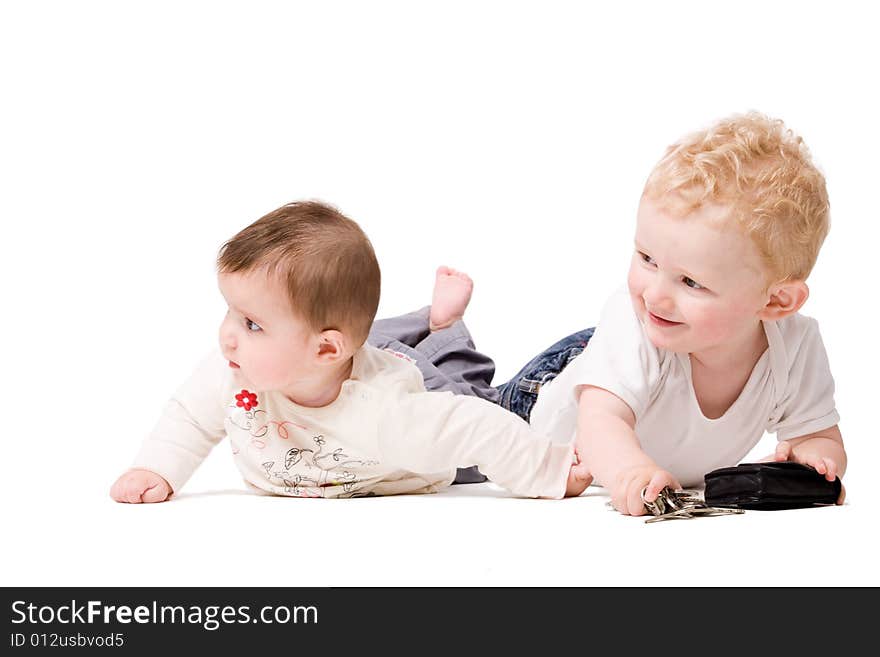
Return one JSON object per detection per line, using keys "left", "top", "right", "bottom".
{"left": 648, "top": 311, "right": 684, "bottom": 328}
{"left": 228, "top": 361, "right": 240, "bottom": 369}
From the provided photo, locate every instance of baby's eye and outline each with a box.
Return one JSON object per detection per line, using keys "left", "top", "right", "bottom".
{"left": 639, "top": 252, "right": 656, "bottom": 266}
{"left": 245, "top": 318, "right": 263, "bottom": 332}
{"left": 682, "top": 277, "right": 703, "bottom": 290}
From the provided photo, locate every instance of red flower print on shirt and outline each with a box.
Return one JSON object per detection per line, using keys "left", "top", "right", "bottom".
{"left": 235, "top": 389, "right": 258, "bottom": 411}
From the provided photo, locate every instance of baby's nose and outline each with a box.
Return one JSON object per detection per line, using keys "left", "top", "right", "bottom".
{"left": 645, "top": 288, "right": 678, "bottom": 318}
{"left": 219, "top": 323, "right": 237, "bottom": 351}
{"left": 644, "top": 280, "right": 670, "bottom": 306}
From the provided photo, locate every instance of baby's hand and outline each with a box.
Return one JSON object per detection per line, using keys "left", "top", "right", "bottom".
{"left": 773, "top": 441, "right": 845, "bottom": 504}
{"left": 110, "top": 469, "right": 172, "bottom": 504}
{"left": 611, "top": 465, "right": 681, "bottom": 516}
{"left": 564, "top": 451, "right": 593, "bottom": 497}
{"left": 773, "top": 440, "right": 839, "bottom": 481}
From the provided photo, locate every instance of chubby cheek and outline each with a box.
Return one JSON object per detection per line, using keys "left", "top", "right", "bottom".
{"left": 247, "top": 352, "right": 291, "bottom": 390}
{"left": 250, "top": 336, "right": 315, "bottom": 391}
{"left": 684, "top": 300, "right": 748, "bottom": 343}
{"left": 224, "top": 342, "right": 273, "bottom": 390}
{"left": 626, "top": 265, "right": 648, "bottom": 313}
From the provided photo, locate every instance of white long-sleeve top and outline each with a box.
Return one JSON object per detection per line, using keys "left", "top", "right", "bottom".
{"left": 132, "top": 345, "right": 574, "bottom": 499}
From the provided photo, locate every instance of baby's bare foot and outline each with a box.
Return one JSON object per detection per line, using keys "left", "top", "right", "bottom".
{"left": 430, "top": 266, "right": 473, "bottom": 331}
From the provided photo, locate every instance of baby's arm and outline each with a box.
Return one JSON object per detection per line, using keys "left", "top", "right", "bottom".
{"left": 109, "top": 352, "right": 229, "bottom": 504}
{"left": 379, "top": 391, "right": 578, "bottom": 499}
{"left": 770, "top": 424, "right": 846, "bottom": 503}
{"left": 759, "top": 317, "right": 844, "bottom": 500}
{"left": 576, "top": 385, "right": 680, "bottom": 516}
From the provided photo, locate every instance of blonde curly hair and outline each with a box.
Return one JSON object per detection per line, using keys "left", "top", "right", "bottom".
{"left": 643, "top": 112, "right": 830, "bottom": 283}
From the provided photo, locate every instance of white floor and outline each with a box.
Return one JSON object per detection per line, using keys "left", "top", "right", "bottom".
{"left": 5, "top": 471, "right": 876, "bottom": 588}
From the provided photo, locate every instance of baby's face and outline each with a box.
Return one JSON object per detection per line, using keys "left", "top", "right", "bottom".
{"left": 627, "top": 197, "right": 771, "bottom": 356}
{"left": 217, "top": 270, "right": 319, "bottom": 393}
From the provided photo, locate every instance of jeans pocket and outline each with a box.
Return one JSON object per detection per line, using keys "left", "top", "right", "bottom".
{"left": 516, "top": 378, "right": 543, "bottom": 395}
{"left": 512, "top": 387, "right": 538, "bottom": 423}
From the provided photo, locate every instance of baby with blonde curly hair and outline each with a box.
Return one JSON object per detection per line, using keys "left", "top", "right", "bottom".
{"left": 495, "top": 112, "right": 846, "bottom": 515}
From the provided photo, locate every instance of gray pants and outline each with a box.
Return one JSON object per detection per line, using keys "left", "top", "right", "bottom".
{"left": 367, "top": 307, "right": 498, "bottom": 483}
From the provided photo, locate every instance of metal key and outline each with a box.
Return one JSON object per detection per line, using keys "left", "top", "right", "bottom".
{"left": 642, "top": 486, "right": 744, "bottom": 524}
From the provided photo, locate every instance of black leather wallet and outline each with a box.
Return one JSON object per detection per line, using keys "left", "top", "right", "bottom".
{"left": 704, "top": 461, "right": 841, "bottom": 510}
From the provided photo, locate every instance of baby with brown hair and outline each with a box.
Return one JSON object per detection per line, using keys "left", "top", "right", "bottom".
{"left": 111, "top": 201, "right": 590, "bottom": 502}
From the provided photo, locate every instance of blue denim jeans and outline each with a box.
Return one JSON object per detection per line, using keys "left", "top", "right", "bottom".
{"left": 495, "top": 327, "right": 595, "bottom": 423}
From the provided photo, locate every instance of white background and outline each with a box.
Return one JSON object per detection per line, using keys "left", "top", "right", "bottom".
{"left": 2, "top": 1, "right": 878, "bottom": 586}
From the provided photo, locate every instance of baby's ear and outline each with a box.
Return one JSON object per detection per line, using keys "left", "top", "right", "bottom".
{"left": 759, "top": 280, "right": 809, "bottom": 321}
{"left": 316, "top": 329, "right": 350, "bottom": 363}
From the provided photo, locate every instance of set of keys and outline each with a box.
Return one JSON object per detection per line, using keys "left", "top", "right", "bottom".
{"left": 640, "top": 486, "right": 745, "bottom": 524}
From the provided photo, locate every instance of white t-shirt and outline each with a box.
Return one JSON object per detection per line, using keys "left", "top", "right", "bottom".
{"left": 529, "top": 287, "right": 839, "bottom": 487}
{"left": 132, "top": 344, "right": 573, "bottom": 499}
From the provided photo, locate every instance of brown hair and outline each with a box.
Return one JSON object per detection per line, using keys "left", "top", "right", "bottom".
{"left": 217, "top": 201, "right": 381, "bottom": 346}
{"left": 644, "top": 112, "right": 830, "bottom": 283}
